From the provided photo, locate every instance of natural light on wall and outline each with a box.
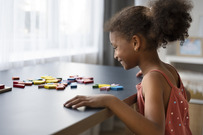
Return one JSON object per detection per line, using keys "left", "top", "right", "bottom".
{"left": 0, "top": 0, "right": 104, "bottom": 70}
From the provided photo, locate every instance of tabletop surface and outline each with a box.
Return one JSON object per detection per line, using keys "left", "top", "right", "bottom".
{"left": 0, "top": 62, "right": 141, "bottom": 135}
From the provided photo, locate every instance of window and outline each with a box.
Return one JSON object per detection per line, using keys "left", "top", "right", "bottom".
{"left": 0, "top": 0, "right": 104, "bottom": 70}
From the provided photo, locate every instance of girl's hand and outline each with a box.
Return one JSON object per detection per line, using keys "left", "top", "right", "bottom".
{"left": 63, "top": 94, "right": 116, "bottom": 109}
{"left": 136, "top": 70, "right": 143, "bottom": 77}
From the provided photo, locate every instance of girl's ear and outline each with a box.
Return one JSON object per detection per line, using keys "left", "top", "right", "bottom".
{"left": 132, "top": 35, "right": 141, "bottom": 52}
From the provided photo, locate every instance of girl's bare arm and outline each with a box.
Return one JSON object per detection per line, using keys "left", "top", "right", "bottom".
{"left": 64, "top": 74, "right": 165, "bottom": 135}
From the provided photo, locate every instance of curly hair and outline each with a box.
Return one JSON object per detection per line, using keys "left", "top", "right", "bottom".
{"left": 105, "top": 0, "right": 193, "bottom": 49}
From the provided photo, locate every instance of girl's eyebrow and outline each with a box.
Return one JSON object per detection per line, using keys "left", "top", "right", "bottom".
{"left": 109, "top": 42, "right": 113, "bottom": 46}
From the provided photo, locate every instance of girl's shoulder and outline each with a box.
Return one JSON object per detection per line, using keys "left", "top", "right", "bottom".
{"left": 141, "top": 63, "right": 180, "bottom": 94}
{"left": 141, "top": 70, "right": 167, "bottom": 95}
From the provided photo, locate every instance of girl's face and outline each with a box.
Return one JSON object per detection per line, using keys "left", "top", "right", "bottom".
{"left": 109, "top": 32, "right": 139, "bottom": 70}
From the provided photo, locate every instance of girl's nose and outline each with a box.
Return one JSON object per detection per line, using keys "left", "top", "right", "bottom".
{"left": 114, "top": 51, "right": 118, "bottom": 60}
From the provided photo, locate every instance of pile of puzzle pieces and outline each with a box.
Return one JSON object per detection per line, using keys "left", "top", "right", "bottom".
{"left": 92, "top": 83, "right": 123, "bottom": 91}
{"left": 12, "top": 75, "right": 94, "bottom": 90}
{"left": 11, "top": 76, "right": 123, "bottom": 91}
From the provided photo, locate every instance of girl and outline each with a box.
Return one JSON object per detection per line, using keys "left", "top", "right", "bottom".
{"left": 64, "top": 0, "right": 193, "bottom": 134}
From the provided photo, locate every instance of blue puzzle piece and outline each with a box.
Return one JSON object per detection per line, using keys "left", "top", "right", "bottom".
{"left": 110, "top": 86, "right": 123, "bottom": 90}
{"left": 68, "top": 78, "right": 76, "bottom": 81}
{"left": 70, "top": 83, "right": 77, "bottom": 88}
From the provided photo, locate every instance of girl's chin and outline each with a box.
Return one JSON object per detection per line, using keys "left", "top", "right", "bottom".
{"left": 121, "top": 63, "right": 130, "bottom": 70}
{"left": 123, "top": 66, "right": 131, "bottom": 70}
{"left": 121, "top": 62, "right": 134, "bottom": 70}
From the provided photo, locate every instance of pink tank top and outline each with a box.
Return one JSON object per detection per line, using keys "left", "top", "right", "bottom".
{"left": 136, "top": 69, "right": 192, "bottom": 135}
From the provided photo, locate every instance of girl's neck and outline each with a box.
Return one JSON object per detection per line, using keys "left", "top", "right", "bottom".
{"left": 138, "top": 50, "right": 163, "bottom": 76}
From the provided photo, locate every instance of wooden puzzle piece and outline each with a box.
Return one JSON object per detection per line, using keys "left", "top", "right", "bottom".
{"left": 83, "top": 79, "right": 94, "bottom": 84}
{"left": 38, "top": 84, "right": 45, "bottom": 88}
{"left": 92, "top": 84, "right": 99, "bottom": 88}
{"left": 45, "top": 79, "right": 59, "bottom": 83}
{"left": 12, "top": 77, "right": 20, "bottom": 80}
{"left": 13, "top": 81, "right": 33, "bottom": 86}
{"left": 33, "top": 80, "right": 46, "bottom": 85}
{"left": 67, "top": 78, "right": 76, "bottom": 82}
{"left": 41, "top": 76, "right": 55, "bottom": 80}
{"left": 100, "top": 86, "right": 111, "bottom": 91}
{"left": 98, "top": 84, "right": 111, "bottom": 88}
{"left": 13, "top": 84, "right": 25, "bottom": 88}
{"left": 70, "top": 83, "right": 77, "bottom": 88}
{"left": 110, "top": 86, "right": 123, "bottom": 90}
{"left": 0, "top": 86, "right": 12, "bottom": 94}
{"left": 44, "top": 84, "right": 57, "bottom": 89}
{"left": 0, "top": 84, "right": 5, "bottom": 89}
{"left": 56, "top": 84, "right": 65, "bottom": 90}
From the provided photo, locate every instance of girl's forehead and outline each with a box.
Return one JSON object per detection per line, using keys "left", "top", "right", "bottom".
{"left": 109, "top": 32, "right": 122, "bottom": 42}
{"left": 109, "top": 32, "right": 116, "bottom": 43}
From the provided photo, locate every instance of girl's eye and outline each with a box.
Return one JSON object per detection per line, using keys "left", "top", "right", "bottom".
{"left": 113, "top": 46, "right": 117, "bottom": 50}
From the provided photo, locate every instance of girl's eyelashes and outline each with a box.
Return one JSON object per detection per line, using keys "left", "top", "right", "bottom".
{"left": 113, "top": 46, "right": 117, "bottom": 50}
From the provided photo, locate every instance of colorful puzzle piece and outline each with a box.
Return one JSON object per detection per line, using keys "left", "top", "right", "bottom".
{"left": 0, "top": 84, "right": 5, "bottom": 89}
{"left": 67, "top": 78, "right": 76, "bottom": 82}
{"left": 38, "top": 84, "right": 45, "bottom": 88}
{"left": 13, "top": 81, "right": 33, "bottom": 86}
{"left": 92, "top": 83, "right": 123, "bottom": 91}
{"left": 92, "top": 84, "right": 99, "bottom": 88}
{"left": 44, "top": 84, "right": 57, "bottom": 89}
{"left": 56, "top": 84, "right": 65, "bottom": 90}
{"left": 45, "top": 79, "right": 59, "bottom": 83}
{"left": 110, "top": 86, "right": 123, "bottom": 90}
{"left": 13, "top": 84, "right": 25, "bottom": 88}
{"left": 41, "top": 76, "right": 55, "bottom": 80}
{"left": 12, "top": 77, "right": 20, "bottom": 80}
{"left": 70, "top": 83, "right": 77, "bottom": 88}
{"left": 33, "top": 80, "right": 46, "bottom": 85}
{"left": 83, "top": 79, "right": 94, "bottom": 84}
{"left": 100, "top": 86, "right": 111, "bottom": 91}
{"left": 98, "top": 84, "right": 111, "bottom": 88}
{"left": 0, "top": 86, "right": 12, "bottom": 94}
{"left": 23, "top": 81, "right": 33, "bottom": 86}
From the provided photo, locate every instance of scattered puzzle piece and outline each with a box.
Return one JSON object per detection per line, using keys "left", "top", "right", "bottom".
{"left": 83, "top": 79, "right": 94, "bottom": 84}
{"left": 100, "top": 86, "right": 110, "bottom": 91}
{"left": 45, "top": 79, "right": 59, "bottom": 83}
{"left": 76, "top": 79, "right": 84, "bottom": 83}
{"left": 14, "top": 81, "right": 33, "bottom": 86}
{"left": 92, "top": 84, "right": 99, "bottom": 88}
{"left": 0, "top": 86, "right": 12, "bottom": 94}
{"left": 92, "top": 83, "right": 123, "bottom": 91}
{"left": 44, "top": 84, "right": 57, "bottom": 89}
{"left": 41, "top": 76, "right": 55, "bottom": 80}
{"left": 111, "top": 83, "right": 120, "bottom": 87}
{"left": 70, "top": 83, "right": 77, "bottom": 88}
{"left": 0, "top": 84, "right": 5, "bottom": 89}
{"left": 13, "top": 84, "right": 25, "bottom": 88}
{"left": 56, "top": 78, "right": 62, "bottom": 82}
{"left": 12, "top": 77, "right": 20, "bottom": 80}
{"left": 23, "top": 81, "right": 33, "bottom": 86}
{"left": 67, "top": 78, "right": 76, "bottom": 82}
{"left": 110, "top": 86, "right": 123, "bottom": 90}
{"left": 38, "top": 84, "right": 45, "bottom": 88}
{"left": 13, "top": 81, "right": 20, "bottom": 84}
{"left": 33, "top": 80, "right": 46, "bottom": 85}
{"left": 98, "top": 84, "right": 111, "bottom": 88}
{"left": 56, "top": 84, "right": 65, "bottom": 90}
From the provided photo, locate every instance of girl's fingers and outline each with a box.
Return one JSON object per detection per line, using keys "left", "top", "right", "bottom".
{"left": 63, "top": 95, "right": 83, "bottom": 105}
{"left": 136, "top": 70, "right": 142, "bottom": 77}
{"left": 64, "top": 95, "right": 87, "bottom": 108}
{"left": 72, "top": 101, "right": 89, "bottom": 109}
